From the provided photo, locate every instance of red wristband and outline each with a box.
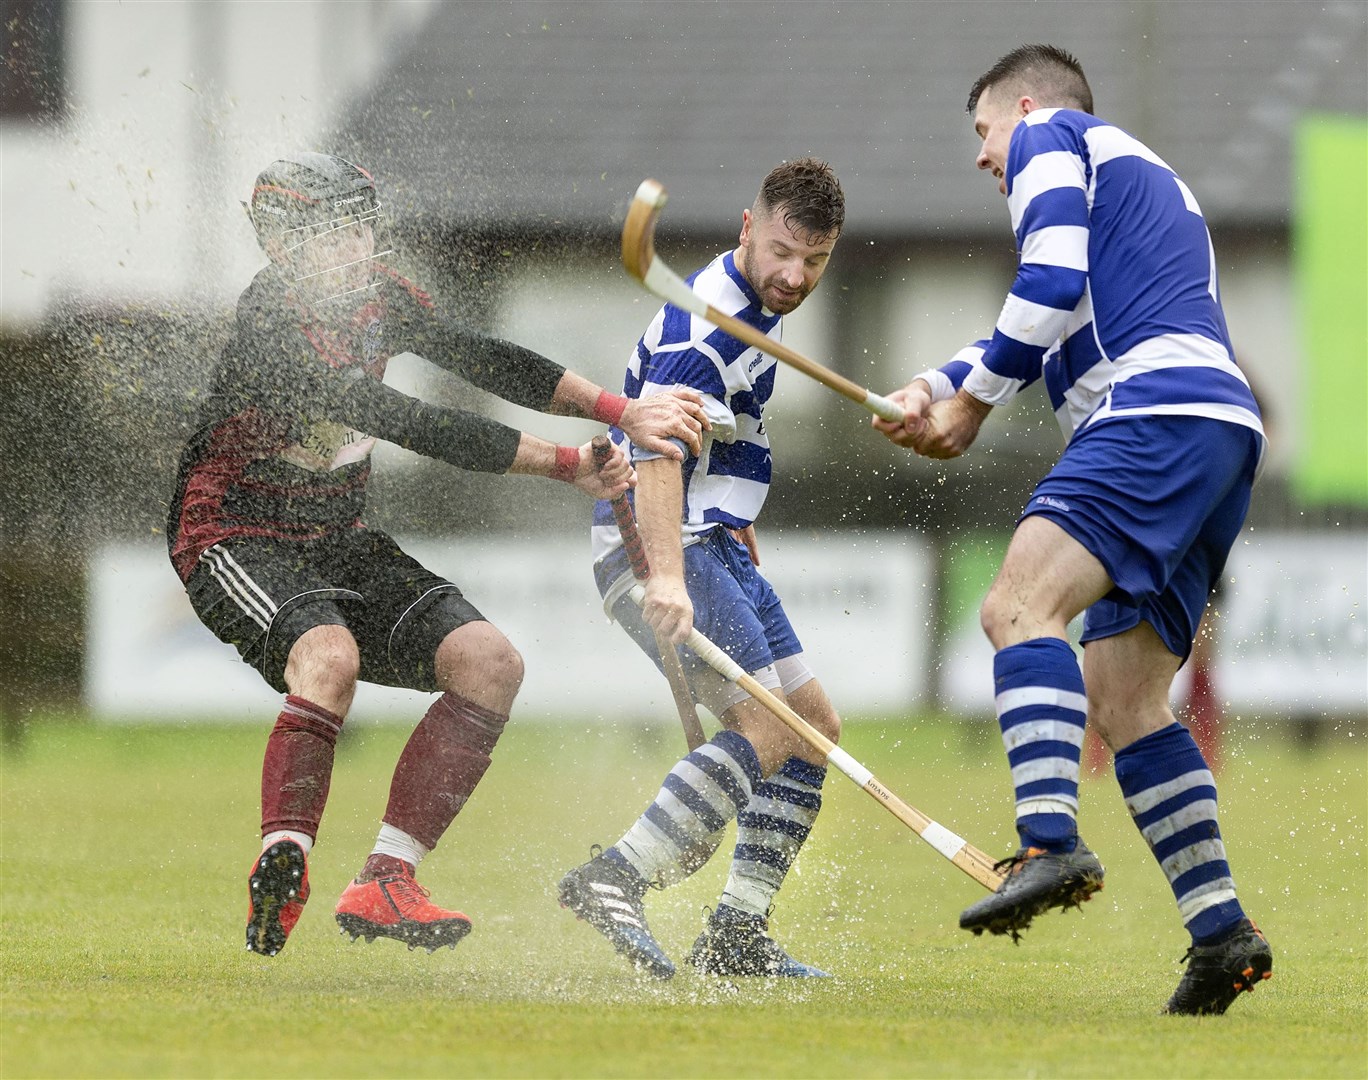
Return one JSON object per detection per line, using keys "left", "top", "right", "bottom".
{"left": 590, "top": 390, "right": 628, "bottom": 427}
{"left": 551, "top": 445, "right": 580, "bottom": 484}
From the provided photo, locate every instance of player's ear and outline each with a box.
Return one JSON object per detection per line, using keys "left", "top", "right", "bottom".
{"left": 1017, "top": 94, "right": 1038, "bottom": 116}
{"left": 739, "top": 207, "right": 753, "bottom": 247}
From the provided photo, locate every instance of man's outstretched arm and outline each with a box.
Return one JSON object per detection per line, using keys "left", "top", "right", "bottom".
{"left": 547, "top": 370, "right": 708, "bottom": 461}
{"left": 634, "top": 455, "right": 693, "bottom": 644}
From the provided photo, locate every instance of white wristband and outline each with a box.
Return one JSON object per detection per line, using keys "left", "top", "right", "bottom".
{"left": 914, "top": 369, "right": 957, "bottom": 404}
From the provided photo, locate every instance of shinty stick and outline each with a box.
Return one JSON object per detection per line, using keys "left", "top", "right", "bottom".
{"left": 621, "top": 177, "right": 906, "bottom": 425}
{"left": 620, "top": 580, "right": 1007, "bottom": 892}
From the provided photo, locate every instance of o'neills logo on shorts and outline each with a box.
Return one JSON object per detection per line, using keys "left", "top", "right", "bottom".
{"left": 1034, "top": 495, "right": 1071, "bottom": 512}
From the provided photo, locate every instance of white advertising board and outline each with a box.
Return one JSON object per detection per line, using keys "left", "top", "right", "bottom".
{"left": 86, "top": 531, "right": 933, "bottom": 723}
{"left": 940, "top": 530, "right": 1368, "bottom": 716}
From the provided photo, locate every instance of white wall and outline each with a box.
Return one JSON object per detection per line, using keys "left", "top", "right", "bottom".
{"left": 84, "top": 529, "right": 1367, "bottom": 723}
{"left": 1215, "top": 259, "right": 1299, "bottom": 475}
{"left": 1, "top": 0, "right": 436, "bottom": 325}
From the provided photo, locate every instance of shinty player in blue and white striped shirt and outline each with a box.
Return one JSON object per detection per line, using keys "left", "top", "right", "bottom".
{"left": 874, "top": 45, "right": 1272, "bottom": 1016}
{"left": 560, "top": 160, "right": 847, "bottom": 979}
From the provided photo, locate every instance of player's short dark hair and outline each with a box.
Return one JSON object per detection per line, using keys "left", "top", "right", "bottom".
{"left": 967, "top": 44, "right": 1093, "bottom": 115}
{"left": 756, "top": 157, "right": 845, "bottom": 242}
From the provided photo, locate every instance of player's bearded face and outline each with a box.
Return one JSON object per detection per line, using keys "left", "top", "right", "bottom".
{"left": 738, "top": 206, "right": 838, "bottom": 315}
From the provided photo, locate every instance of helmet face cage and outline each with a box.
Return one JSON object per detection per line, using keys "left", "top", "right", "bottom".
{"left": 278, "top": 203, "right": 396, "bottom": 303}
{"left": 249, "top": 154, "right": 396, "bottom": 304}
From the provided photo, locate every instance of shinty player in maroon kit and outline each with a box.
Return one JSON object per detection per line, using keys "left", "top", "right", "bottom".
{"left": 167, "top": 152, "right": 707, "bottom": 956}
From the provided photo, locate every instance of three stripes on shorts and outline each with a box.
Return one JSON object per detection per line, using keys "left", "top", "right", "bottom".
{"left": 201, "top": 544, "right": 278, "bottom": 629}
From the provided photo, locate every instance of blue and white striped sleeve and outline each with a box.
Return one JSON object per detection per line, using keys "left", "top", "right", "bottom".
{"left": 915, "top": 340, "right": 989, "bottom": 402}
{"left": 964, "top": 110, "right": 1090, "bottom": 407}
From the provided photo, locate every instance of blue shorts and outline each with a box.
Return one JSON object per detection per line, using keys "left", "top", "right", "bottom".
{"left": 1021, "top": 415, "right": 1260, "bottom": 659}
{"left": 594, "top": 526, "right": 803, "bottom": 678}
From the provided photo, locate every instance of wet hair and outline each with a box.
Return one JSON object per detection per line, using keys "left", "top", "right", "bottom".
{"left": 755, "top": 157, "right": 845, "bottom": 242}
{"left": 967, "top": 44, "right": 1093, "bottom": 116}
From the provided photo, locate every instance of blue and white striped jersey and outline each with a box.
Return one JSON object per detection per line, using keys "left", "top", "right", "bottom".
{"left": 591, "top": 250, "right": 779, "bottom": 564}
{"left": 937, "top": 108, "right": 1263, "bottom": 443}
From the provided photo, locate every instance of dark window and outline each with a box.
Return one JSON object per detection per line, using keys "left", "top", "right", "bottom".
{"left": 1, "top": 0, "right": 65, "bottom": 122}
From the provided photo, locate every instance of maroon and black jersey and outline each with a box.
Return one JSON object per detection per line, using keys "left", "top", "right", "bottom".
{"left": 168, "top": 264, "right": 566, "bottom": 582}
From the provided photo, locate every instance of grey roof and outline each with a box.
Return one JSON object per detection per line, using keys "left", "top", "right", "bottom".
{"left": 342, "top": 0, "right": 1367, "bottom": 236}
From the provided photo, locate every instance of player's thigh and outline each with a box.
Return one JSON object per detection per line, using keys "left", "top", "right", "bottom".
{"left": 601, "top": 538, "right": 773, "bottom": 678}
{"left": 603, "top": 575, "right": 768, "bottom": 721}
{"left": 186, "top": 538, "right": 357, "bottom": 693}
{"left": 689, "top": 528, "right": 803, "bottom": 665}
{"left": 685, "top": 531, "right": 807, "bottom": 706}
{"left": 1075, "top": 418, "right": 1259, "bottom": 659}
{"left": 333, "top": 529, "right": 490, "bottom": 692}
{"left": 682, "top": 535, "right": 778, "bottom": 670}
{"left": 985, "top": 515, "right": 1113, "bottom": 644}
{"left": 598, "top": 529, "right": 807, "bottom": 726}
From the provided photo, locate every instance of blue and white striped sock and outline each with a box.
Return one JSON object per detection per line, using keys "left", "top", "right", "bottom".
{"left": 612, "top": 729, "right": 762, "bottom": 885}
{"left": 1115, "top": 722, "right": 1246, "bottom": 944}
{"left": 719, "top": 756, "right": 825, "bottom": 917}
{"left": 994, "top": 638, "right": 1087, "bottom": 852}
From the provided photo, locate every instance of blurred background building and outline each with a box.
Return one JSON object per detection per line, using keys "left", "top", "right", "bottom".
{"left": 2, "top": 1, "right": 1364, "bottom": 727}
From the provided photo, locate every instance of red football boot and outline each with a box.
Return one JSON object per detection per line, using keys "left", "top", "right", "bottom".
{"left": 246, "top": 839, "right": 311, "bottom": 956}
{"left": 334, "top": 862, "right": 472, "bottom": 953}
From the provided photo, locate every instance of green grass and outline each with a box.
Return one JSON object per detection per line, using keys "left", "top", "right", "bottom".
{"left": 2, "top": 714, "right": 1365, "bottom": 1079}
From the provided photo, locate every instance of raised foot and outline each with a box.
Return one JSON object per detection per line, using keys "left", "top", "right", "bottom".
{"left": 960, "top": 841, "right": 1105, "bottom": 943}
{"left": 558, "top": 851, "right": 675, "bottom": 979}
{"left": 246, "top": 840, "right": 311, "bottom": 957}
{"left": 333, "top": 871, "right": 472, "bottom": 954}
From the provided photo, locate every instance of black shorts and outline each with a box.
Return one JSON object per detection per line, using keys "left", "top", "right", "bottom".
{"left": 185, "top": 528, "right": 485, "bottom": 693}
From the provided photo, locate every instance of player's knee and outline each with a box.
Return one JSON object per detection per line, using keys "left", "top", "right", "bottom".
{"left": 436, "top": 622, "right": 524, "bottom": 698}
{"left": 979, "top": 587, "right": 1017, "bottom": 650}
{"left": 285, "top": 625, "right": 361, "bottom": 702}
{"left": 485, "top": 638, "right": 525, "bottom": 695}
{"left": 784, "top": 674, "right": 840, "bottom": 745}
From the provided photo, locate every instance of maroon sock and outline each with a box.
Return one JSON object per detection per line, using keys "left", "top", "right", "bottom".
{"left": 359, "top": 853, "right": 412, "bottom": 882}
{"left": 381, "top": 692, "right": 508, "bottom": 851}
{"left": 260, "top": 695, "right": 344, "bottom": 839}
